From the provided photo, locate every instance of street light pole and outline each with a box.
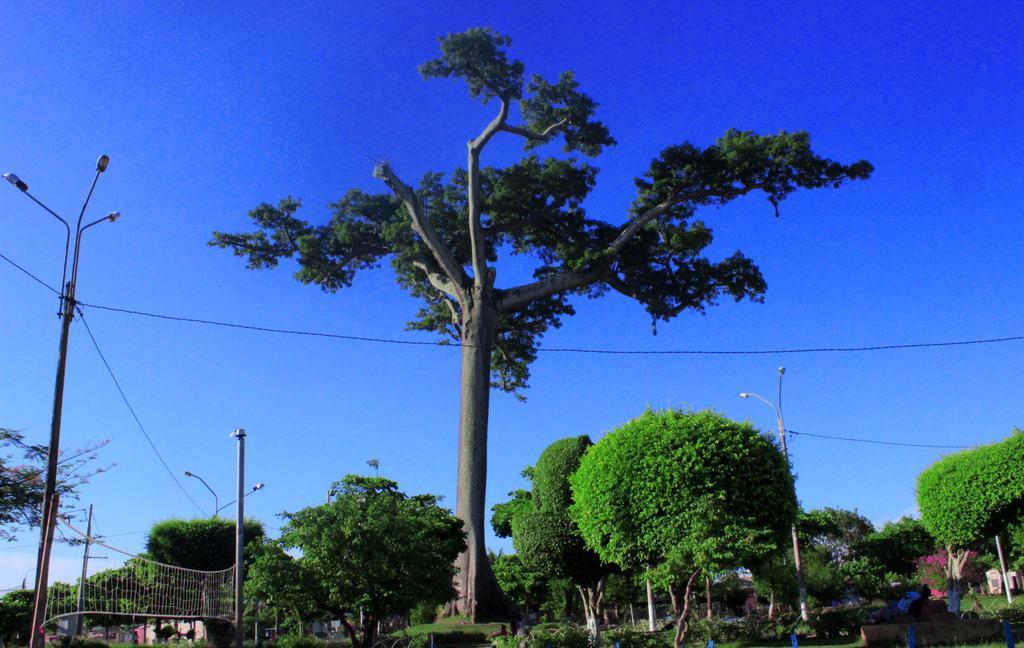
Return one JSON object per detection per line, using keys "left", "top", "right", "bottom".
{"left": 183, "top": 471, "right": 220, "bottom": 517}
{"left": 5, "top": 158, "right": 120, "bottom": 648}
{"left": 231, "top": 428, "right": 246, "bottom": 648}
{"left": 740, "top": 367, "right": 810, "bottom": 622}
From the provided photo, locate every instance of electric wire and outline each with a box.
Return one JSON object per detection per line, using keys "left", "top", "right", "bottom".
{"left": 787, "top": 429, "right": 969, "bottom": 449}
{"left": 0, "top": 251, "right": 61, "bottom": 295}
{"left": 3, "top": 250, "right": 1024, "bottom": 356}
{"left": 73, "top": 305, "right": 208, "bottom": 516}
{"left": 79, "top": 300, "right": 1024, "bottom": 356}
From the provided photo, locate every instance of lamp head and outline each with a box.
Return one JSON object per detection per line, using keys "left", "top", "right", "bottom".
{"left": 3, "top": 173, "right": 28, "bottom": 192}
{"left": 96, "top": 155, "right": 110, "bottom": 173}
{"left": 778, "top": 366, "right": 786, "bottom": 375}
{"left": 253, "top": 483, "right": 265, "bottom": 491}
{"left": 230, "top": 428, "right": 246, "bottom": 438}
{"left": 106, "top": 211, "right": 121, "bottom": 222}
{"left": 739, "top": 393, "right": 750, "bottom": 399}
{"left": 184, "top": 471, "right": 193, "bottom": 477}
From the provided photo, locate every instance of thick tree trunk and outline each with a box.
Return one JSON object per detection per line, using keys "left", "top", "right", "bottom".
{"left": 578, "top": 576, "right": 607, "bottom": 645}
{"left": 446, "top": 296, "right": 515, "bottom": 621}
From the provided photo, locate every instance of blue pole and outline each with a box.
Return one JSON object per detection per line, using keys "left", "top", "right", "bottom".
{"left": 707, "top": 641, "right": 714, "bottom": 648}
{"left": 790, "top": 633, "right": 799, "bottom": 648}
{"left": 1005, "top": 619, "right": 1016, "bottom": 648}
{"left": 907, "top": 623, "right": 917, "bottom": 648}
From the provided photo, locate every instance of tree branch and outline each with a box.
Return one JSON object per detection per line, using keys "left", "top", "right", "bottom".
{"left": 375, "top": 164, "right": 468, "bottom": 293}
{"left": 500, "top": 117, "right": 568, "bottom": 141}
{"left": 467, "top": 98, "right": 511, "bottom": 286}
{"left": 497, "top": 183, "right": 769, "bottom": 312}
{"left": 412, "top": 260, "right": 459, "bottom": 298}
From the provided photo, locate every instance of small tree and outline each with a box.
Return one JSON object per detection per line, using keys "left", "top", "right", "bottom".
{"left": 799, "top": 508, "right": 875, "bottom": 566}
{"left": 917, "top": 430, "right": 1024, "bottom": 611}
{"left": 506, "top": 436, "right": 615, "bottom": 641}
{"left": 280, "top": 476, "right": 465, "bottom": 648}
{"left": 570, "top": 410, "right": 795, "bottom": 648}
{"left": 490, "top": 552, "right": 550, "bottom": 620}
{"left": 1, "top": 428, "right": 111, "bottom": 541}
{"left": 855, "top": 516, "right": 935, "bottom": 579}
{"left": 211, "top": 28, "right": 872, "bottom": 619}
{"left": 0, "top": 589, "right": 33, "bottom": 645}
{"left": 246, "top": 539, "right": 324, "bottom": 636}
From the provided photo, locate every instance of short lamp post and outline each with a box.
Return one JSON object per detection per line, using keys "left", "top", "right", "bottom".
{"left": 740, "top": 366, "right": 810, "bottom": 622}
{"left": 5, "top": 157, "right": 121, "bottom": 648}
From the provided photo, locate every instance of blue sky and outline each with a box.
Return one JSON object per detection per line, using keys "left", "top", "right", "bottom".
{"left": 2, "top": 1, "right": 1023, "bottom": 588}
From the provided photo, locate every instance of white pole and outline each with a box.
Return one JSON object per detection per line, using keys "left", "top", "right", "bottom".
{"left": 232, "top": 428, "right": 247, "bottom": 648}
{"left": 646, "top": 579, "right": 656, "bottom": 631}
{"left": 996, "top": 535, "right": 1013, "bottom": 604}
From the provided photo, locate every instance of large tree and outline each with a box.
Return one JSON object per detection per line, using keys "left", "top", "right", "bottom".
{"left": 570, "top": 409, "right": 796, "bottom": 648}
{"left": 211, "top": 29, "right": 872, "bottom": 619}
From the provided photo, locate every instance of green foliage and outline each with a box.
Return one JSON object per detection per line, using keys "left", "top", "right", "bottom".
{"left": 146, "top": 517, "right": 265, "bottom": 570}
{"left": 246, "top": 538, "right": 323, "bottom": 632}
{"left": 211, "top": 29, "right": 871, "bottom": 396}
{"left": 0, "top": 588, "right": 33, "bottom": 644}
{"left": 281, "top": 475, "right": 464, "bottom": 644}
{"left": 603, "top": 626, "right": 672, "bottom": 648}
{"left": 490, "top": 552, "right": 550, "bottom": 615}
{"left": 570, "top": 409, "right": 796, "bottom": 583}
{"left": 409, "top": 600, "right": 441, "bottom": 626}
{"left": 855, "top": 516, "right": 935, "bottom": 578}
{"left": 522, "top": 625, "right": 590, "bottom": 648}
{"left": 918, "top": 430, "right": 1024, "bottom": 547}
{"left": 1, "top": 428, "right": 110, "bottom": 541}
{"left": 278, "top": 635, "right": 323, "bottom": 648}
{"left": 799, "top": 507, "right": 875, "bottom": 565}
{"left": 510, "top": 436, "right": 612, "bottom": 588}
{"left": 808, "top": 607, "right": 865, "bottom": 638}
{"left": 840, "top": 556, "right": 890, "bottom": 600}
{"left": 802, "top": 546, "right": 847, "bottom": 605}
{"left": 491, "top": 488, "right": 530, "bottom": 538}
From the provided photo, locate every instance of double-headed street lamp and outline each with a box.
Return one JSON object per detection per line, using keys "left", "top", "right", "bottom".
{"left": 184, "top": 471, "right": 265, "bottom": 517}
{"left": 217, "top": 482, "right": 265, "bottom": 516}
{"left": 5, "top": 157, "right": 121, "bottom": 648}
{"left": 740, "top": 366, "right": 810, "bottom": 622}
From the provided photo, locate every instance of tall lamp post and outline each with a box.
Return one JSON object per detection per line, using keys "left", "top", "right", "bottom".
{"left": 740, "top": 366, "right": 810, "bottom": 622}
{"left": 183, "top": 471, "right": 220, "bottom": 517}
{"left": 4, "top": 157, "right": 121, "bottom": 648}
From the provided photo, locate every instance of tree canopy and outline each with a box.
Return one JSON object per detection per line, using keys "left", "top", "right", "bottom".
{"left": 246, "top": 539, "right": 324, "bottom": 636}
{"left": 570, "top": 409, "right": 796, "bottom": 648}
{"left": 918, "top": 431, "right": 1024, "bottom": 547}
{"left": 211, "top": 27, "right": 872, "bottom": 619}
{"left": 279, "top": 475, "right": 465, "bottom": 648}
{"left": 1, "top": 428, "right": 110, "bottom": 541}
{"left": 146, "top": 517, "right": 265, "bottom": 571}
{"left": 505, "top": 436, "right": 614, "bottom": 637}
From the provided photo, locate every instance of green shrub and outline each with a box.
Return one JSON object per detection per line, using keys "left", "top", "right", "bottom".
{"left": 491, "top": 636, "right": 520, "bottom": 648}
{"left": 428, "top": 631, "right": 489, "bottom": 646}
{"left": 278, "top": 635, "right": 322, "bottom": 648}
{"left": 809, "top": 607, "right": 864, "bottom": 638}
{"left": 410, "top": 601, "right": 441, "bottom": 626}
{"left": 524, "top": 626, "right": 589, "bottom": 648}
{"left": 686, "top": 618, "right": 741, "bottom": 643}
{"left": 990, "top": 604, "right": 1024, "bottom": 623}
{"left": 602, "top": 627, "right": 671, "bottom": 648}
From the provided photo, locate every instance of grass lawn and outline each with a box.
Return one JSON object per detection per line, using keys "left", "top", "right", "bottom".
{"left": 394, "top": 615, "right": 505, "bottom": 638}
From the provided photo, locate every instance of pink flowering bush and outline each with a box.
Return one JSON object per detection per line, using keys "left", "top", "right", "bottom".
{"left": 914, "top": 550, "right": 985, "bottom": 591}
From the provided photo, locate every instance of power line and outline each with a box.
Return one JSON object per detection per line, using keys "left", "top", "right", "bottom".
{"left": 4, "top": 249, "right": 1024, "bottom": 355}
{"left": 0, "top": 251, "right": 61, "bottom": 295}
{"left": 787, "top": 429, "right": 969, "bottom": 450}
{"left": 79, "top": 300, "right": 1024, "bottom": 356}
{"left": 74, "top": 306, "right": 208, "bottom": 516}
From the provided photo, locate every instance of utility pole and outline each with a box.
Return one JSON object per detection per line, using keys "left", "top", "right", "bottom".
{"left": 740, "top": 367, "right": 810, "bottom": 621}
{"left": 71, "top": 505, "right": 94, "bottom": 636}
{"left": 4, "top": 158, "right": 121, "bottom": 648}
{"left": 231, "top": 428, "right": 247, "bottom": 648}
